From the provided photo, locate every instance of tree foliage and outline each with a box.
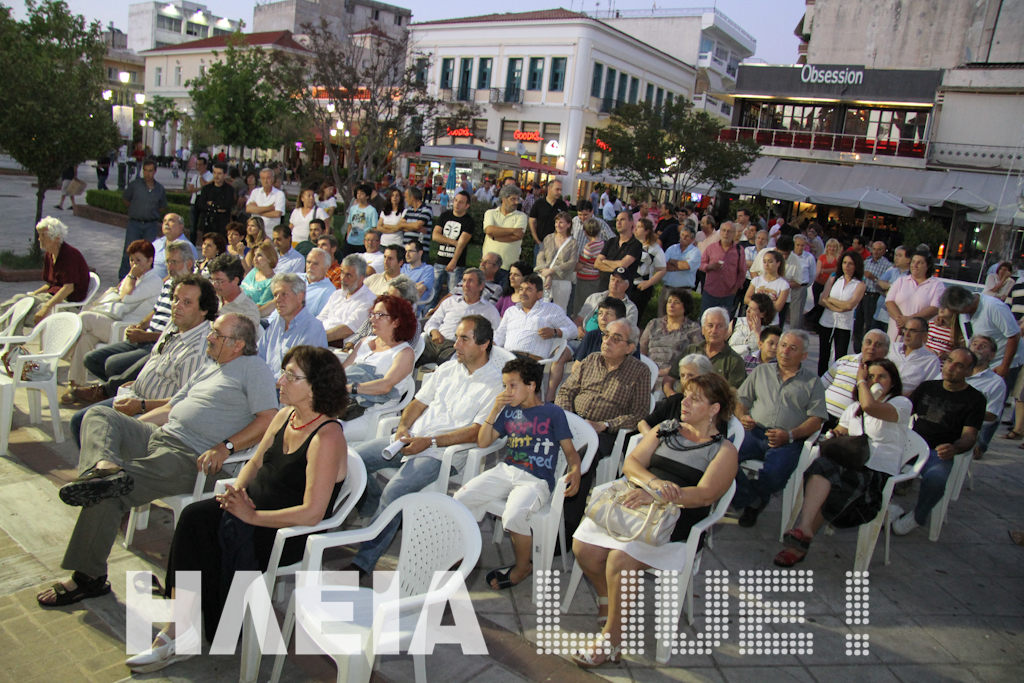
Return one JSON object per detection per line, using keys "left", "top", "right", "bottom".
{"left": 0, "top": 0, "right": 118, "bottom": 234}
{"left": 187, "top": 33, "right": 303, "bottom": 152}
{"left": 280, "top": 21, "right": 477, "bottom": 204}
{"left": 594, "top": 99, "right": 760, "bottom": 198}
{"left": 144, "top": 95, "right": 185, "bottom": 155}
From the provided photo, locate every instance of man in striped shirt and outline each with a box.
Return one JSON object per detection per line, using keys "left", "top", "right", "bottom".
{"left": 75, "top": 241, "right": 195, "bottom": 402}
{"left": 820, "top": 329, "right": 891, "bottom": 429}
{"left": 69, "top": 274, "right": 219, "bottom": 446}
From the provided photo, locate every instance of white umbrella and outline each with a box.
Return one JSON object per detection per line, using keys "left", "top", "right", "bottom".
{"left": 730, "top": 175, "right": 814, "bottom": 202}
{"left": 903, "top": 186, "right": 993, "bottom": 212}
{"left": 808, "top": 186, "right": 918, "bottom": 217}
{"left": 966, "top": 202, "right": 1024, "bottom": 227}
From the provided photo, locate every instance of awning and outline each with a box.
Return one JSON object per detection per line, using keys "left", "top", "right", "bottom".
{"left": 519, "top": 158, "right": 567, "bottom": 175}
{"left": 903, "top": 186, "right": 993, "bottom": 212}
{"left": 729, "top": 175, "right": 814, "bottom": 202}
{"left": 967, "top": 203, "right": 1024, "bottom": 227}
{"left": 808, "top": 187, "right": 918, "bottom": 217}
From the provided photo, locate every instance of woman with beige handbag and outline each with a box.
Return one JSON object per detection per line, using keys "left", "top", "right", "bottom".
{"left": 570, "top": 372, "right": 739, "bottom": 668}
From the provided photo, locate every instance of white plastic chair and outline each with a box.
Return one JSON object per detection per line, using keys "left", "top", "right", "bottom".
{"left": 479, "top": 413, "right": 598, "bottom": 604}
{"left": 122, "top": 446, "right": 256, "bottom": 548}
{"left": 411, "top": 333, "right": 425, "bottom": 363}
{"left": 346, "top": 376, "right": 416, "bottom": 448}
{"left": 927, "top": 448, "right": 973, "bottom": 542}
{"left": 106, "top": 319, "right": 132, "bottom": 344}
{"left": 269, "top": 492, "right": 481, "bottom": 683}
{"left": 0, "top": 298, "right": 35, "bottom": 354}
{"left": 536, "top": 336, "right": 568, "bottom": 400}
{"left": 0, "top": 312, "right": 82, "bottom": 453}
{"left": 53, "top": 271, "right": 100, "bottom": 314}
{"left": 561, "top": 480, "right": 736, "bottom": 664}
{"left": 238, "top": 450, "right": 367, "bottom": 682}
{"left": 852, "top": 431, "right": 930, "bottom": 570}
{"left": 372, "top": 414, "right": 506, "bottom": 495}
{"left": 740, "top": 428, "right": 821, "bottom": 541}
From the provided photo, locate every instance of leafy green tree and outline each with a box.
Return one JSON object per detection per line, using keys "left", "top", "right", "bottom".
{"left": 144, "top": 95, "right": 185, "bottom": 156}
{"left": 281, "top": 21, "right": 477, "bottom": 205}
{"left": 0, "top": 0, "right": 118, "bottom": 244}
{"left": 594, "top": 99, "right": 759, "bottom": 198}
{"left": 187, "top": 33, "right": 303, "bottom": 154}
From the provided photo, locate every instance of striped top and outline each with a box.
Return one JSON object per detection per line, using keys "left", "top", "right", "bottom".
{"left": 131, "top": 320, "right": 212, "bottom": 400}
{"left": 926, "top": 321, "right": 957, "bottom": 357}
{"left": 822, "top": 354, "right": 861, "bottom": 418}
{"left": 147, "top": 278, "right": 174, "bottom": 333}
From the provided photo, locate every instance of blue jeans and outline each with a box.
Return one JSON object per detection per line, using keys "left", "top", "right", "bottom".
{"left": 700, "top": 292, "right": 738, "bottom": 316}
{"left": 913, "top": 449, "right": 955, "bottom": 525}
{"left": 431, "top": 263, "right": 463, "bottom": 308}
{"left": 71, "top": 397, "right": 117, "bottom": 449}
{"left": 977, "top": 419, "right": 998, "bottom": 456}
{"left": 732, "top": 425, "right": 805, "bottom": 509}
{"left": 351, "top": 437, "right": 453, "bottom": 573}
{"left": 121, "top": 220, "right": 160, "bottom": 279}
{"left": 83, "top": 340, "right": 153, "bottom": 382}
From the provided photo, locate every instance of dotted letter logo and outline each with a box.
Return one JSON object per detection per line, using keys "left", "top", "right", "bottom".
{"left": 738, "top": 569, "right": 813, "bottom": 657}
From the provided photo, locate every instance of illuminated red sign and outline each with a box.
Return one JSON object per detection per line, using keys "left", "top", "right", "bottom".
{"left": 446, "top": 126, "right": 472, "bottom": 137}
{"left": 595, "top": 137, "right": 611, "bottom": 151}
{"left": 513, "top": 130, "right": 543, "bottom": 142}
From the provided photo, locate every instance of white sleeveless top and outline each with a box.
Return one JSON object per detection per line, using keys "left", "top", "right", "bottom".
{"left": 820, "top": 276, "right": 862, "bottom": 330}
{"left": 352, "top": 337, "right": 411, "bottom": 375}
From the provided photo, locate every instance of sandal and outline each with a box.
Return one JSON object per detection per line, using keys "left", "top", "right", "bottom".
{"left": 774, "top": 528, "right": 811, "bottom": 567}
{"left": 37, "top": 571, "right": 111, "bottom": 607}
{"left": 485, "top": 565, "right": 529, "bottom": 591}
{"left": 596, "top": 596, "right": 608, "bottom": 626}
{"left": 571, "top": 635, "right": 622, "bottom": 668}
{"left": 1003, "top": 430, "right": 1023, "bottom": 440}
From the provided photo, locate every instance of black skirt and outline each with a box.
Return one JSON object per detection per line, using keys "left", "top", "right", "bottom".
{"left": 804, "top": 457, "right": 889, "bottom": 529}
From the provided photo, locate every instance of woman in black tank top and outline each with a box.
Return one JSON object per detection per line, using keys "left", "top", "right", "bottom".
{"left": 126, "top": 346, "right": 349, "bottom": 673}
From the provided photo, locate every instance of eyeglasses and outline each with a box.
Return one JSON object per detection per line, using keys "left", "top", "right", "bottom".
{"left": 369, "top": 311, "right": 391, "bottom": 320}
{"left": 601, "top": 331, "right": 629, "bottom": 344}
{"left": 280, "top": 370, "right": 308, "bottom": 383}
{"left": 209, "top": 330, "right": 236, "bottom": 342}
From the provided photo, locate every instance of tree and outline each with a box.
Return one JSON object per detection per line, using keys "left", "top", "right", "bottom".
{"left": 187, "top": 33, "right": 303, "bottom": 153}
{"left": 281, "top": 21, "right": 477, "bottom": 205}
{"left": 593, "top": 99, "right": 760, "bottom": 199}
{"left": 0, "top": 0, "right": 118, "bottom": 245}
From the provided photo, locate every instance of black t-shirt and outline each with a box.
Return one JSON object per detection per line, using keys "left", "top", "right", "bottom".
{"left": 599, "top": 236, "right": 643, "bottom": 288}
{"left": 644, "top": 394, "right": 683, "bottom": 427}
{"left": 910, "top": 380, "right": 985, "bottom": 448}
{"left": 434, "top": 210, "right": 475, "bottom": 266}
{"left": 657, "top": 217, "right": 680, "bottom": 250}
{"left": 530, "top": 197, "right": 569, "bottom": 243}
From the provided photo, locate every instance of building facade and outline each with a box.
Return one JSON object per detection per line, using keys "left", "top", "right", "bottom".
{"left": 590, "top": 7, "right": 756, "bottom": 122}
{"left": 128, "top": 1, "right": 243, "bottom": 54}
{"left": 253, "top": 0, "right": 411, "bottom": 42}
{"left": 409, "top": 9, "right": 697, "bottom": 196}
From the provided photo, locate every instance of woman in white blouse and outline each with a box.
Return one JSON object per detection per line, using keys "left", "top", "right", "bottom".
{"left": 289, "top": 187, "right": 328, "bottom": 244}
{"left": 817, "top": 251, "right": 866, "bottom": 375}
{"left": 774, "top": 358, "right": 909, "bottom": 566}
{"left": 744, "top": 250, "right": 789, "bottom": 324}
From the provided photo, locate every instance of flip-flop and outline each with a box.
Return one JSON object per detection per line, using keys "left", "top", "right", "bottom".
{"left": 485, "top": 565, "right": 518, "bottom": 591}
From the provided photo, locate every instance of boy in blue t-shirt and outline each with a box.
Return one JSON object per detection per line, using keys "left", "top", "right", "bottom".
{"left": 455, "top": 358, "right": 581, "bottom": 590}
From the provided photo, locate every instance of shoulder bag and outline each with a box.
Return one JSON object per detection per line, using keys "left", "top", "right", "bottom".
{"left": 820, "top": 410, "right": 870, "bottom": 470}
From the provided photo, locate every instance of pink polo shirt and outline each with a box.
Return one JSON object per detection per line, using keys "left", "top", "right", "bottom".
{"left": 885, "top": 274, "right": 945, "bottom": 339}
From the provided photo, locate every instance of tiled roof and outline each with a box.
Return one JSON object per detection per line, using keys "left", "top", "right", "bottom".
{"left": 413, "top": 9, "right": 589, "bottom": 26}
{"left": 141, "top": 30, "right": 308, "bottom": 54}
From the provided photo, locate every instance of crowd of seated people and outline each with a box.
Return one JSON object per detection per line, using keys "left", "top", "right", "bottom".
{"left": 20, "top": 176, "right": 1016, "bottom": 675}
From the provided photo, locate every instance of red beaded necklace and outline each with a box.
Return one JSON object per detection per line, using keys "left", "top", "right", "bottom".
{"left": 289, "top": 411, "right": 323, "bottom": 431}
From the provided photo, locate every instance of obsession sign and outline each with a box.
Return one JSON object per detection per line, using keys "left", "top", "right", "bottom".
{"left": 800, "top": 64, "right": 864, "bottom": 85}
{"left": 513, "top": 130, "right": 543, "bottom": 142}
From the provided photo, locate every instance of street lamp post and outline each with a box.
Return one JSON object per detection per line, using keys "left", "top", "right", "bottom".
{"left": 102, "top": 71, "right": 145, "bottom": 188}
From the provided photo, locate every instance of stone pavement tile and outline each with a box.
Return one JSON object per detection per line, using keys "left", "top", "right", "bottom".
{"left": 967, "top": 665, "right": 1024, "bottom": 683}
{"left": 863, "top": 614, "right": 957, "bottom": 665}
{"left": 719, "top": 666, "right": 814, "bottom": 683}
{"left": 625, "top": 664, "right": 726, "bottom": 682}
{"left": 930, "top": 574, "right": 1024, "bottom": 616}
{"left": 871, "top": 571, "right": 971, "bottom": 616}
{"left": 912, "top": 614, "right": 1020, "bottom": 665}
{"left": 979, "top": 616, "right": 1024, "bottom": 660}
{"left": 792, "top": 614, "right": 882, "bottom": 665}
{"left": 888, "top": 664, "right": 980, "bottom": 682}
{"left": 803, "top": 665, "right": 900, "bottom": 682}
{"left": 966, "top": 540, "right": 1024, "bottom": 578}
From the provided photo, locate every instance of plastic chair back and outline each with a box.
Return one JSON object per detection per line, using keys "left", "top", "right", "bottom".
{"left": 394, "top": 493, "right": 483, "bottom": 599}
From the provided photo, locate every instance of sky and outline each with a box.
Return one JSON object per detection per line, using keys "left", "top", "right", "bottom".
{"left": 9, "top": 1, "right": 805, "bottom": 64}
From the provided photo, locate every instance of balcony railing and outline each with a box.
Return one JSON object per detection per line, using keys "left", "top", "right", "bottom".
{"left": 489, "top": 87, "right": 523, "bottom": 105}
{"left": 440, "top": 87, "right": 476, "bottom": 103}
{"left": 717, "top": 126, "right": 927, "bottom": 159}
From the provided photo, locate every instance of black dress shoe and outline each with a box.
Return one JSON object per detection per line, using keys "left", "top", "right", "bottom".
{"left": 738, "top": 502, "right": 765, "bottom": 528}
{"left": 59, "top": 467, "right": 134, "bottom": 507}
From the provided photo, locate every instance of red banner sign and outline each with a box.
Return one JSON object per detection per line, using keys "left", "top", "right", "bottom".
{"left": 513, "top": 130, "right": 543, "bottom": 142}
{"left": 446, "top": 126, "right": 472, "bottom": 137}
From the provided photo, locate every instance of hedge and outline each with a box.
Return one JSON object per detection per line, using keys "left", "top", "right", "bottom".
{"left": 85, "top": 190, "right": 192, "bottom": 230}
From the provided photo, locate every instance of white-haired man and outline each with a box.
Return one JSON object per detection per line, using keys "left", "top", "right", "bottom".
{"left": 666, "top": 306, "right": 747, "bottom": 391}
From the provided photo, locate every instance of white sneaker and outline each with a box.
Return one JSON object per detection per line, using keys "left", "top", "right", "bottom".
{"left": 891, "top": 511, "right": 920, "bottom": 536}
{"left": 887, "top": 503, "right": 904, "bottom": 521}
{"left": 125, "top": 627, "right": 199, "bottom": 673}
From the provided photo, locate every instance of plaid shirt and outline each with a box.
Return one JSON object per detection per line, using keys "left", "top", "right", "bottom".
{"left": 555, "top": 353, "right": 650, "bottom": 432}
{"left": 864, "top": 256, "right": 893, "bottom": 294}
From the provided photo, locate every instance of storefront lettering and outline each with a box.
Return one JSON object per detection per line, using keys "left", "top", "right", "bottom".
{"left": 446, "top": 126, "right": 473, "bottom": 137}
{"left": 595, "top": 137, "right": 611, "bottom": 151}
{"left": 800, "top": 64, "right": 864, "bottom": 86}
{"left": 513, "top": 130, "right": 543, "bottom": 142}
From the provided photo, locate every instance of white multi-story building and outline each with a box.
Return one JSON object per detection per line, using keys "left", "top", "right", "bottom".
{"left": 253, "top": 0, "right": 411, "bottom": 42}
{"left": 590, "top": 7, "right": 756, "bottom": 122}
{"left": 410, "top": 9, "right": 697, "bottom": 197}
{"left": 127, "top": 1, "right": 244, "bottom": 53}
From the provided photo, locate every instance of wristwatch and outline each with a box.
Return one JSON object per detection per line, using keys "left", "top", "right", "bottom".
{"left": 222, "top": 439, "right": 235, "bottom": 454}
{"left": 431, "top": 437, "right": 438, "bottom": 449}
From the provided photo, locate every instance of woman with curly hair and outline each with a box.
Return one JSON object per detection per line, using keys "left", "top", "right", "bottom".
{"left": 126, "top": 345, "right": 349, "bottom": 672}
